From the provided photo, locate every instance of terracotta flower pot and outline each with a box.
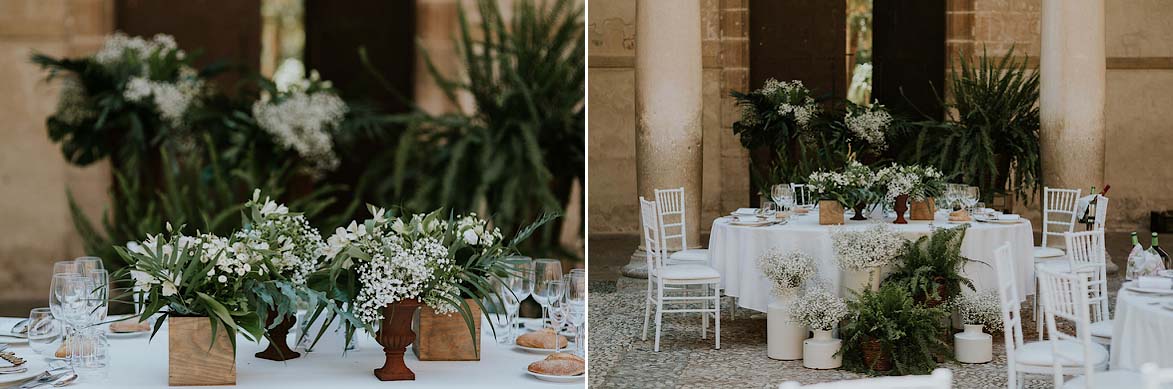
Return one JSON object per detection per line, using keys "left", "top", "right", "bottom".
{"left": 374, "top": 299, "right": 422, "bottom": 381}
{"left": 818, "top": 200, "right": 844, "bottom": 225}
{"left": 893, "top": 194, "right": 910, "bottom": 224}
{"left": 851, "top": 202, "right": 867, "bottom": 221}
{"left": 256, "top": 312, "right": 300, "bottom": 361}
{"left": 910, "top": 197, "right": 936, "bottom": 220}
{"left": 861, "top": 337, "right": 893, "bottom": 372}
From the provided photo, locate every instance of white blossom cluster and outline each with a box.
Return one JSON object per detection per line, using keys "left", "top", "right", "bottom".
{"left": 951, "top": 289, "right": 1003, "bottom": 330}
{"left": 790, "top": 286, "right": 848, "bottom": 331}
{"left": 758, "top": 247, "right": 817, "bottom": 295}
{"left": 806, "top": 161, "right": 873, "bottom": 199}
{"left": 252, "top": 90, "right": 347, "bottom": 176}
{"left": 233, "top": 190, "right": 326, "bottom": 285}
{"left": 93, "top": 32, "right": 204, "bottom": 128}
{"left": 354, "top": 237, "right": 452, "bottom": 324}
{"left": 832, "top": 224, "right": 907, "bottom": 271}
{"left": 53, "top": 77, "right": 97, "bottom": 125}
{"left": 122, "top": 69, "right": 204, "bottom": 128}
{"left": 737, "top": 104, "right": 760, "bottom": 128}
{"left": 875, "top": 164, "right": 944, "bottom": 202}
{"left": 94, "top": 33, "right": 183, "bottom": 66}
{"left": 125, "top": 225, "right": 242, "bottom": 297}
{"left": 845, "top": 103, "right": 893, "bottom": 150}
{"left": 760, "top": 78, "right": 820, "bottom": 127}
{"left": 454, "top": 213, "right": 502, "bottom": 247}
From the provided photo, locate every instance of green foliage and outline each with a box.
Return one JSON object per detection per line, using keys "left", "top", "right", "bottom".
{"left": 885, "top": 225, "right": 980, "bottom": 303}
{"left": 839, "top": 283, "right": 950, "bottom": 375}
{"left": 900, "top": 47, "right": 1040, "bottom": 202}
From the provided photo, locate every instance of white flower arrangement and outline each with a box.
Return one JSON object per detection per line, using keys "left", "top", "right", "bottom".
{"left": 53, "top": 77, "right": 97, "bottom": 126}
{"left": 790, "top": 285, "right": 849, "bottom": 331}
{"left": 251, "top": 81, "right": 348, "bottom": 176}
{"left": 758, "top": 248, "right": 817, "bottom": 295}
{"left": 806, "top": 160, "right": 875, "bottom": 207}
{"left": 832, "top": 223, "right": 907, "bottom": 271}
{"left": 845, "top": 102, "right": 893, "bottom": 151}
{"left": 874, "top": 164, "right": 945, "bottom": 202}
{"left": 94, "top": 32, "right": 184, "bottom": 66}
{"left": 92, "top": 32, "right": 205, "bottom": 128}
{"left": 232, "top": 190, "right": 326, "bottom": 286}
{"left": 951, "top": 289, "right": 1003, "bottom": 330}
{"left": 761, "top": 78, "right": 820, "bottom": 127}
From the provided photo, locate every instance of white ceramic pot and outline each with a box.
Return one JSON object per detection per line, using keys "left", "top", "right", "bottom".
{"left": 802, "top": 329, "right": 842, "bottom": 369}
{"left": 954, "top": 324, "right": 993, "bottom": 363}
{"left": 767, "top": 290, "right": 807, "bottom": 360}
{"left": 840, "top": 269, "right": 872, "bottom": 298}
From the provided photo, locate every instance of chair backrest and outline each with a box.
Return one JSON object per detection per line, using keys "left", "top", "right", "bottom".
{"left": 1041, "top": 187, "right": 1082, "bottom": 248}
{"left": 778, "top": 368, "right": 952, "bottom": 389}
{"left": 1036, "top": 267, "right": 1095, "bottom": 388}
{"left": 654, "top": 187, "right": 688, "bottom": 252}
{"left": 1064, "top": 230, "right": 1110, "bottom": 323}
{"left": 993, "top": 242, "right": 1026, "bottom": 389}
{"left": 1093, "top": 195, "right": 1108, "bottom": 231}
{"left": 640, "top": 197, "right": 666, "bottom": 274}
{"left": 1141, "top": 363, "right": 1173, "bottom": 389}
{"left": 790, "top": 183, "right": 816, "bottom": 207}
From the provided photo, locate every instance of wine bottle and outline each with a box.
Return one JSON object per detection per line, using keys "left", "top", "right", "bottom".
{"left": 1154, "top": 233, "right": 1171, "bottom": 270}
{"left": 1127, "top": 232, "right": 1143, "bottom": 280}
{"left": 1083, "top": 186, "right": 1097, "bottom": 230}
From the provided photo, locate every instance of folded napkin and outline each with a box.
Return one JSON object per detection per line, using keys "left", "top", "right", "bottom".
{"left": 999, "top": 213, "right": 1021, "bottom": 221}
{"left": 735, "top": 215, "right": 758, "bottom": 223}
{"left": 733, "top": 208, "right": 757, "bottom": 215}
{"left": 1138, "top": 276, "right": 1173, "bottom": 290}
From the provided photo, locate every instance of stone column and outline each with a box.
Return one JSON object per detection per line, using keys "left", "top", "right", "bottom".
{"left": 1039, "top": 0, "right": 1105, "bottom": 192}
{"left": 621, "top": 0, "right": 704, "bottom": 278}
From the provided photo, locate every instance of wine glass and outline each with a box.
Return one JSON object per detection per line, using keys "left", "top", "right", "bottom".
{"left": 27, "top": 308, "right": 62, "bottom": 357}
{"left": 966, "top": 186, "right": 981, "bottom": 211}
{"left": 504, "top": 257, "right": 534, "bottom": 333}
{"left": 70, "top": 330, "right": 110, "bottom": 381}
{"left": 53, "top": 260, "right": 80, "bottom": 276}
{"left": 566, "top": 272, "right": 586, "bottom": 356}
{"left": 75, "top": 256, "right": 104, "bottom": 274}
{"left": 533, "top": 258, "right": 563, "bottom": 329}
{"left": 86, "top": 269, "right": 109, "bottom": 325}
{"left": 772, "top": 184, "right": 795, "bottom": 212}
{"left": 544, "top": 280, "right": 567, "bottom": 353}
{"left": 490, "top": 278, "right": 518, "bottom": 344}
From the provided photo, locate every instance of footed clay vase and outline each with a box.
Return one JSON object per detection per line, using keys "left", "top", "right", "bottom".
{"left": 374, "top": 299, "right": 422, "bottom": 381}
{"left": 256, "top": 313, "right": 300, "bottom": 361}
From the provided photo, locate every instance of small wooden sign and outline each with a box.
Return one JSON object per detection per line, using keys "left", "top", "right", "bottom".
{"left": 411, "top": 299, "right": 482, "bottom": 361}
{"left": 168, "top": 316, "right": 236, "bottom": 386}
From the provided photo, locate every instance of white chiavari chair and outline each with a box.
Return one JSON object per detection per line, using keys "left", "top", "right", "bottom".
{"left": 1036, "top": 231, "right": 1112, "bottom": 343}
{"left": 1037, "top": 267, "right": 1138, "bottom": 388}
{"left": 1033, "top": 187, "right": 1082, "bottom": 331}
{"left": 778, "top": 368, "right": 952, "bottom": 389}
{"left": 790, "top": 183, "right": 816, "bottom": 208}
{"left": 639, "top": 197, "right": 722, "bottom": 352}
{"left": 654, "top": 187, "right": 710, "bottom": 264}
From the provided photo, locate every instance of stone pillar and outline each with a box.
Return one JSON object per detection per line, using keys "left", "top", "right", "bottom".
{"left": 1039, "top": 0, "right": 1105, "bottom": 191}
{"left": 621, "top": 0, "right": 704, "bottom": 278}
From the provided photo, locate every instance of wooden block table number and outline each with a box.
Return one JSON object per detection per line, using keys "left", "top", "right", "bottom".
{"left": 168, "top": 317, "right": 236, "bottom": 386}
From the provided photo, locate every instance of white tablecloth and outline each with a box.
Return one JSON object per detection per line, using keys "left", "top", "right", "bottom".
{"left": 0, "top": 317, "right": 577, "bottom": 388}
{"left": 708, "top": 212, "right": 1035, "bottom": 313}
{"left": 1110, "top": 285, "right": 1173, "bottom": 370}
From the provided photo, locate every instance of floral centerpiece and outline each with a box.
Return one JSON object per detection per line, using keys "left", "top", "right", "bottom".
{"left": 251, "top": 70, "right": 348, "bottom": 177}
{"left": 314, "top": 207, "right": 551, "bottom": 381}
{"left": 758, "top": 248, "right": 817, "bottom": 298}
{"left": 844, "top": 101, "right": 894, "bottom": 152}
{"left": 832, "top": 224, "right": 907, "bottom": 294}
{"left": 875, "top": 164, "right": 945, "bottom": 222}
{"left": 732, "top": 79, "right": 822, "bottom": 197}
{"left": 807, "top": 160, "right": 876, "bottom": 224}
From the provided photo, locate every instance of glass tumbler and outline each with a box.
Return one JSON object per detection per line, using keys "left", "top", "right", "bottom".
{"left": 70, "top": 330, "right": 110, "bottom": 381}
{"left": 27, "top": 308, "right": 62, "bottom": 357}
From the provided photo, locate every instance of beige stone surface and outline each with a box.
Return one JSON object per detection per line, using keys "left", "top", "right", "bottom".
{"left": 587, "top": 68, "right": 638, "bottom": 233}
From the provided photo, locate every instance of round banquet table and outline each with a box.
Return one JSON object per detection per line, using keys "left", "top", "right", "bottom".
{"left": 1110, "top": 284, "right": 1173, "bottom": 370}
{"left": 708, "top": 211, "right": 1035, "bottom": 313}
{"left": 0, "top": 316, "right": 576, "bottom": 388}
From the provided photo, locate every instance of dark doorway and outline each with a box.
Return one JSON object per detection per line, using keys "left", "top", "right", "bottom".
{"left": 748, "top": 0, "right": 847, "bottom": 102}
{"left": 872, "top": 0, "right": 946, "bottom": 119}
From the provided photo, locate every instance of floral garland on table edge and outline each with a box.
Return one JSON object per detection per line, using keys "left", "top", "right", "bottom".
{"left": 874, "top": 164, "right": 946, "bottom": 203}
{"left": 758, "top": 248, "right": 817, "bottom": 297}
{"left": 832, "top": 223, "right": 908, "bottom": 272}
{"left": 791, "top": 285, "right": 849, "bottom": 331}
{"left": 949, "top": 289, "right": 1002, "bottom": 330}
{"left": 314, "top": 206, "right": 556, "bottom": 347}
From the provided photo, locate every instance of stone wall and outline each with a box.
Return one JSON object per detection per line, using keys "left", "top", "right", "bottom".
{"left": 0, "top": 0, "right": 113, "bottom": 303}
{"left": 587, "top": 0, "right": 750, "bottom": 234}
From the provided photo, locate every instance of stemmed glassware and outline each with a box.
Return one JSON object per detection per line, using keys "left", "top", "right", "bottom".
{"left": 544, "top": 280, "right": 567, "bottom": 353}
{"left": 533, "top": 258, "right": 563, "bottom": 329}
{"left": 566, "top": 272, "right": 586, "bottom": 356}
{"left": 771, "top": 184, "right": 795, "bottom": 213}
{"left": 490, "top": 278, "right": 519, "bottom": 344}
{"left": 503, "top": 256, "right": 534, "bottom": 338}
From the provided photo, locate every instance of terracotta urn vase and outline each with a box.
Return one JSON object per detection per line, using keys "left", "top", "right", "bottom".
{"left": 910, "top": 197, "right": 936, "bottom": 220}
{"left": 893, "top": 194, "right": 910, "bottom": 224}
{"left": 850, "top": 202, "right": 867, "bottom": 221}
{"left": 818, "top": 199, "right": 845, "bottom": 225}
{"left": 256, "top": 312, "right": 300, "bottom": 361}
{"left": 860, "top": 337, "right": 893, "bottom": 372}
{"left": 374, "top": 298, "right": 422, "bottom": 381}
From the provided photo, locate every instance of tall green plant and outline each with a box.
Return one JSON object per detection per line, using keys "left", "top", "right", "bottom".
{"left": 901, "top": 47, "right": 1040, "bottom": 202}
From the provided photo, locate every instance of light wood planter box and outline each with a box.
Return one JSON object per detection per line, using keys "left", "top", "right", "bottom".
{"left": 910, "top": 197, "right": 937, "bottom": 221}
{"left": 169, "top": 316, "right": 236, "bottom": 386}
{"left": 411, "top": 299, "right": 481, "bottom": 361}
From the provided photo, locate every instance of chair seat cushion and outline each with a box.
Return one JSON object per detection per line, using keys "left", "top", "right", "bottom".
{"left": 1038, "top": 259, "right": 1070, "bottom": 271}
{"left": 1061, "top": 370, "right": 1143, "bottom": 389}
{"left": 1015, "top": 340, "right": 1108, "bottom": 367}
{"left": 656, "top": 264, "right": 721, "bottom": 281}
{"left": 1035, "top": 246, "right": 1066, "bottom": 258}
{"left": 668, "top": 249, "right": 710, "bottom": 264}
{"left": 1089, "top": 320, "right": 1114, "bottom": 339}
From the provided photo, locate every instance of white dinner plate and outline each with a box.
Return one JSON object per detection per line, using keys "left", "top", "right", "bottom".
{"left": 729, "top": 220, "right": 775, "bottom": 227}
{"left": 975, "top": 217, "right": 1021, "bottom": 224}
{"left": 514, "top": 343, "right": 575, "bottom": 354}
{"left": 1159, "top": 270, "right": 1173, "bottom": 279}
{"left": 1125, "top": 284, "right": 1173, "bottom": 295}
{"left": 730, "top": 208, "right": 758, "bottom": 216}
{"left": 526, "top": 370, "right": 584, "bottom": 383}
{"left": 107, "top": 328, "right": 151, "bottom": 338}
{"left": 0, "top": 334, "right": 27, "bottom": 345}
{"left": 0, "top": 354, "right": 47, "bottom": 384}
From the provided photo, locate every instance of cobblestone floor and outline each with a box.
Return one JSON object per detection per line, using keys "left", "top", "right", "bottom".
{"left": 588, "top": 273, "right": 1123, "bottom": 389}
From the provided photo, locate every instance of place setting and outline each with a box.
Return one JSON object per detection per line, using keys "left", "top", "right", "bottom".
{"left": 490, "top": 258, "right": 585, "bottom": 383}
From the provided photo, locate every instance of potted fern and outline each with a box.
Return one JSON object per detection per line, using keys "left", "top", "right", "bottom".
{"left": 884, "top": 225, "right": 978, "bottom": 307}
{"left": 839, "top": 283, "right": 949, "bottom": 375}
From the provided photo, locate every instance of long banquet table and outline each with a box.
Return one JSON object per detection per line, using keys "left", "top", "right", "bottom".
{"left": 0, "top": 316, "right": 577, "bottom": 388}
{"left": 708, "top": 211, "right": 1035, "bottom": 313}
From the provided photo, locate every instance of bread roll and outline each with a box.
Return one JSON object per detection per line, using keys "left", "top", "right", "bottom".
{"left": 516, "top": 328, "right": 569, "bottom": 349}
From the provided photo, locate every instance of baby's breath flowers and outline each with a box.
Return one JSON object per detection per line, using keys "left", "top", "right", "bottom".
{"left": 251, "top": 76, "right": 347, "bottom": 176}
{"left": 874, "top": 164, "right": 946, "bottom": 202}
{"left": 791, "top": 286, "right": 849, "bottom": 331}
{"left": 758, "top": 248, "right": 817, "bottom": 296}
{"left": 845, "top": 102, "right": 893, "bottom": 151}
{"left": 832, "top": 224, "right": 907, "bottom": 271}
{"left": 761, "top": 78, "right": 820, "bottom": 127}
{"left": 950, "top": 289, "right": 1003, "bottom": 329}
{"left": 233, "top": 190, "right": 325, "bottom": 286}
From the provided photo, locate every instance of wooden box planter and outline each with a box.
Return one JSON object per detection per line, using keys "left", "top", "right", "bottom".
{"left": 818, "top": 200, "right": 845, "bottom": 225}
{"left": 169, "top": 317, "right": 236, "bottom": 386}
{"left": 411, "top": 298, "right": 481, "bottom": 361}
{"left": 910, "top": 197, "right": 937, "bottom": 221}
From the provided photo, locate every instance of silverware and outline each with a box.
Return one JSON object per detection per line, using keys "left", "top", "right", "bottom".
{"left": 0, "top": 333, "right": 27, "bottom": 339}
{"left": 0, "top": 366, "right": 28, "bottom": 374}
{"left": 50, "top": 373, "right": 77, "bottom": 387}
{"left": 10, "top": 319, "right": 28, "bottom": 335}
{"left": 19, "top": 371, "right": 71, "bottom": 389}
{"left": 0, "top": 351, "right": 26, "bottom": 366}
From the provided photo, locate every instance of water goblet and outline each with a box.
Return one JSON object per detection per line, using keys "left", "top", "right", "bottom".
{"left": 533, "top": 259, "right": 563, "bottom": 329}
{"left": 27, "top": 308, "right": 62, "bottom": 358}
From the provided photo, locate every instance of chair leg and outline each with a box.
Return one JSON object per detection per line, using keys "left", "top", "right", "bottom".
{"left": 642, "top": 280, "right": 652, "bottom": 341}
{"left": 702, "top": 294, "right": 709, "bottom": 340}
{"left": 714, "top": 285, "right": 721, "bottom": 350}
{"left": 654, "top": 300, "right": 664, "bottom": 352}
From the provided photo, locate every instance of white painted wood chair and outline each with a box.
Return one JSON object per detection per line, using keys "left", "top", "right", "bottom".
{"left": 1091, "top": 195, "right": 1109, "bottom": 232}
{"left": 1036, "top": 267, "right": 1138, "bottom": 388}
{"left": 778, "top": 368, "right": 952, "bottom": 389}
{"left": 654, "top": 187, "right": 710, "bottom": 264}
{"left": 639, "top": 197, "right": 721, "bottom": 352}
{"left": 1036, "top": 230, "right": 1112, "bottom": 344}
{"left": 1141, "top": 363, "right": 1173, "bottom": 389}
{"left": 1033, "top": 187, "right": 1082, "bottom": 331}
{"left": 994, "top": 243, "right": 1108, "bottom": 389}
{"left": 790, "top": 183, "right": 816, "bottom": 208}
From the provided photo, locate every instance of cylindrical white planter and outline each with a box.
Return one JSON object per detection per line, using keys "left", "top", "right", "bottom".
{"left": 767, "top": 291, "right": 806, "bottom": 360}
{"left": 954, "top": 324, "right": 993, "bottom": 363}
{"left": 802, "top": 329, "right": 842, "bottom": 369}
{"left": 840, "top": 269, "right": 872, "bottom": 298}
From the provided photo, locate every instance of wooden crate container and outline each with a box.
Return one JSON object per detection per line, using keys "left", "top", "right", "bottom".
{"left": 169, "top": 316, "right": 236, "bottom": 386}
{"left": 411, "top": 299, "right": 481, "bottom": 361}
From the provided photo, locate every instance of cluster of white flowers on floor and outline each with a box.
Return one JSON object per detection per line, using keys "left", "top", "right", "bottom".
{"left": 761, "top": 79, "right": 820, "bottom": 127}
{"left": 53, "top": 77, "right": 97, "bottom": 125}
{"left": 845, "top": 102, "right": 893, "bottom": 151}
{"left": 832, "top": 223, "right": 907, "bottom": 271}
{"left": 875, "top": 164, "right": 945, "bottom": 202}
{"left": 232, "top": 190, "right": 325, "bottom": 285}
{"left": 951, "top": 289, "right": 1003, "bottom": 329}
{"left": 325, "top": 208, "right": 477, "bottom": 325}
{"left": 758, "top": 247, "right": 817, "bottom": 295}
{"left": 252, "top": 85, "right": 347, "bottom": 176}
{"left": 790, "top": 286, "right": 848, "bottom": 331}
